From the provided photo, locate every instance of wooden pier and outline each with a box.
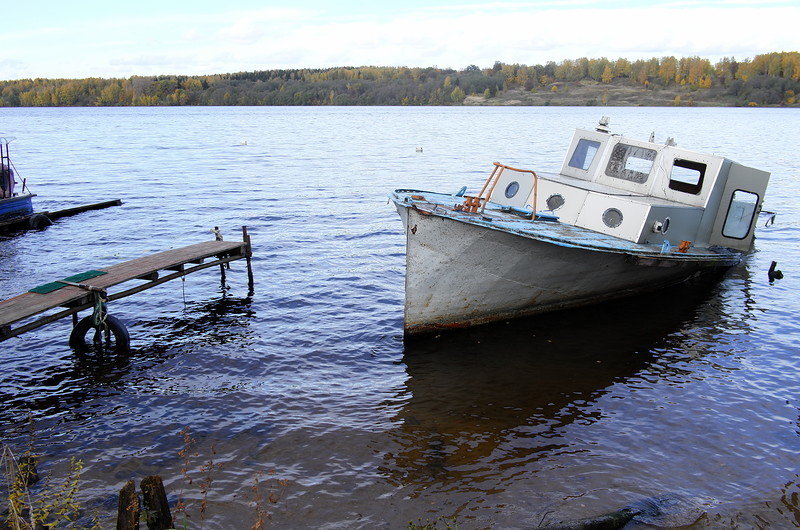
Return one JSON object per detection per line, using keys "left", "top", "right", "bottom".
{"left": 0, "top": 199, "right": 123, "bottom": 233}
{"left": 0, "top": 226, "right": 253, "bottom": 348}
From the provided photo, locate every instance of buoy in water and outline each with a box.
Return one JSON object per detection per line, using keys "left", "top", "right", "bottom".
{"left": 768, "top": 261, "right": 783, "bottom": 283}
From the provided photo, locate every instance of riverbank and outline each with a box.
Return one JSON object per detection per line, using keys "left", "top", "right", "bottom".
{"left": 465, "top": 79, "right": 780, "bottom": 107}
{"left": 2, "top": 52, "right": 799, "bottom": 107}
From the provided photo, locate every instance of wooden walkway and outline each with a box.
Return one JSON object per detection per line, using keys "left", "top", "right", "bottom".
{"left": 0, "top": 234, "right": 252, "bottom": 342}
{"left": 0, "top": 199, "right": 123, "bottom": 233}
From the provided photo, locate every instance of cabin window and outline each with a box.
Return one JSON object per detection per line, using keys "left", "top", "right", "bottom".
{"left": 505, "top": 181, "right": 520, "bottom": 198}
{"left": 568, "top": 139, "right": 601, "bottom": 171}
{"left": 546, "top": 194, "right": 565, "bottom": 211}
{"left": 669, "top": 159, "right": 706, "bottom": 194}
{"left": 605, "top": 143, "right": 656, "bottom": 184}
{"left": 722, "top": 190, "right": 759, "bottom": 239}
{"left": 602, "top": 208, "right": 623, "bottom": 228}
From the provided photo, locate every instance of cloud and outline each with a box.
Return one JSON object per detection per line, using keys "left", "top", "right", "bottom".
{"left": 0, "top": 59, "right": 29, "bottom": 81}
{"left": 216, "top": 8, "right": 319, "bottom": 44}
{"left": 221, "top": 5, "right": 799, "bottom": 69}
{"left": 3, "top": 3, "right": 798, "bottom": 79}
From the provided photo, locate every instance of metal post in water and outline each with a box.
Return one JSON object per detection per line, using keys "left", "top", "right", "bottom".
{"left": 213, "top": 226, "right": 227, "bottom": 286}
{"left": 242, "top": 225, "right": 254, "bottom": 293}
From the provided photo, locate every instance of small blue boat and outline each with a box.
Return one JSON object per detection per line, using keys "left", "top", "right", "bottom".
{"left": 0, "top": 137, "right": 36, "bottom": 222}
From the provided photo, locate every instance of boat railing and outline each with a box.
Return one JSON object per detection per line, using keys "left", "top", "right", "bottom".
{"left": 460, "top": 162, "right": 538, "bottom": 217}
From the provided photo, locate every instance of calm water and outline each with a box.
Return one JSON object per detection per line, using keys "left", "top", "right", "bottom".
{"left": 0, "top": 106, "right": 798, "bottom": 528}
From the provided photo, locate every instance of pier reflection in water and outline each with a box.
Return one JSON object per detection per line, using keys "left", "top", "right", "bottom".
{"left": 0, "top": 294, "right": 255, "bottom": 427}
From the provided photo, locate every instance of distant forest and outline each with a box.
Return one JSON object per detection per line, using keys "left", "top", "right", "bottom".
{"left": 1, "top": 52, "right": 798, "bottom": 107}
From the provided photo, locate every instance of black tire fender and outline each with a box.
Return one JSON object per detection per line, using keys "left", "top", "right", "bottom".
{"left": 69, "top": 314, "right": 130, "bottom": 352}
{"left": 29, "top": 213, "right": 52, "bottom": 230}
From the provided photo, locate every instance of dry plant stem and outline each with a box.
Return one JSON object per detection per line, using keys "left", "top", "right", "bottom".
{"left": 173, "top": 426, "right": 198, "bottom": 527}
{"left": 2, "top": 444, "right": 86, "bottom": 530}
{"left": 198, "top": 444, "right": 222, "bottom": 528}
{"left": 34, "top": 457, "right": 83, "bottom": 525}
{"left": 2, "top": 445, "right": 35, "bottom": 530}
{"left": 250, "top": 473, "right": 268, "bottom": 530}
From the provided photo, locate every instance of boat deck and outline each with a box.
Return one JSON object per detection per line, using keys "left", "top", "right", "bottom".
{"left": 391, "top": 190, "right": 740, "bottom": 264}
{"left": 0, "top": 239, "right": 250, "bottom": 341}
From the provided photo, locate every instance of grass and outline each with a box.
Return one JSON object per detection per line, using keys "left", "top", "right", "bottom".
{"left": 2, "top": 426, "right": 287, "bottom": 529}
{"left": 1, "top": 443, "right": 96, "bottom": 529}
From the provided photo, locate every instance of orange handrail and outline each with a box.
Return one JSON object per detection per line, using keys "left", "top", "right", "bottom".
{"left": 490, "top": 163, "right": 539, "bottom": 217}
{"left": 461, "top": 162, "right": 538, "bottom": 217}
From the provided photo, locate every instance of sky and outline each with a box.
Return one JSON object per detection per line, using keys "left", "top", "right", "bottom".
{"left": 1, "top": 0, "right": 797, "bottom": 80}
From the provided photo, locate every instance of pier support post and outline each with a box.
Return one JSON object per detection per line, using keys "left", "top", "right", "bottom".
{"left": 242, "top": 225, "right": 254, "bottom": 293}
{"left": 214, "top": 226, "right": 227, "bottom": 286}
{"left": 117, "top": 479, "right": 140, "bottom": 530}
{"left": 141, "top": 475, "right": 172, "bottom": 530}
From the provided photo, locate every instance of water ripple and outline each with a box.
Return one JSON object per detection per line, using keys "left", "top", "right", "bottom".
{"left": 0, "top": 107, "right": 798, "bottom": 527}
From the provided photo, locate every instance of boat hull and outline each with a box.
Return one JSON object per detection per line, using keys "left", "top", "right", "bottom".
{"left": 402, "top": 206, "right": 727, "bottom": 334}
{"left": 0, "top": 194, "right": 34, "bottom": 222}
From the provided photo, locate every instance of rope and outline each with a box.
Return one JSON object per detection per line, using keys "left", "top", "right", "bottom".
{"left": 91, "top": 290, "right": 109, "bottom": 335}
{"left": 8, "top": 158, "right": 30, "bottom": 195}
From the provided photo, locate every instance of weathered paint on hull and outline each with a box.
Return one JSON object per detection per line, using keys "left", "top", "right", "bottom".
{"left": 0, "top": 194, "right": 34, "bottom": 221}
{"left": 402, "top": 207, "right": 725, "bottom": 334}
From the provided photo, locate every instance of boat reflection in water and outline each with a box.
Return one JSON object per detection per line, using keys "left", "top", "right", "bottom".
{"left": 382, "top": 278, "right": 724, "bottom": 489}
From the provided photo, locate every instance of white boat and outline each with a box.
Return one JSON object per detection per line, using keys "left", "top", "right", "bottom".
{"left": 390, "top": 118, "right": 770, "bottom": 334}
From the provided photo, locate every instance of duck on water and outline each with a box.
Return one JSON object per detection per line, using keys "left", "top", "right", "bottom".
{"left": 390, "top": 117, "right": 771, "bottom": 334}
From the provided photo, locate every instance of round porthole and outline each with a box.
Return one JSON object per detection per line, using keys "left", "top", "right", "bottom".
{"left": 602, "top": 208, "right": 623, "bottom": 228}
{"left": 505, "top": 181, "right": 520, "bottom": 198}
{"left": 546, "top": 194, "right": 565, "bottom": 211}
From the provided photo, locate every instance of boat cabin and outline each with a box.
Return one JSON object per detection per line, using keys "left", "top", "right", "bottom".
{"left": 0, "top": 137, "right": 36, "bottom": 223}
{"left": 488, "top": 122, "right": 769, "bottom": 252}
{"left": 1, "top": 138, "right": 15, "bottom": 199}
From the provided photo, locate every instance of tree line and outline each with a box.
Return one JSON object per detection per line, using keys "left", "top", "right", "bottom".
{"left": 1, "top": 52, "right": 798, "bottom": 107}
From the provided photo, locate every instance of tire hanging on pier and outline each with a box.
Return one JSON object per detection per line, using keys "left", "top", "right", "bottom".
{"left": 69, "top": 314, "right": 130, "bottom": 352}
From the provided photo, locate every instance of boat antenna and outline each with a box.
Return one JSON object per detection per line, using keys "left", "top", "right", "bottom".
{"left": 596, "top": 116, "right": 610, "bottom": 133}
